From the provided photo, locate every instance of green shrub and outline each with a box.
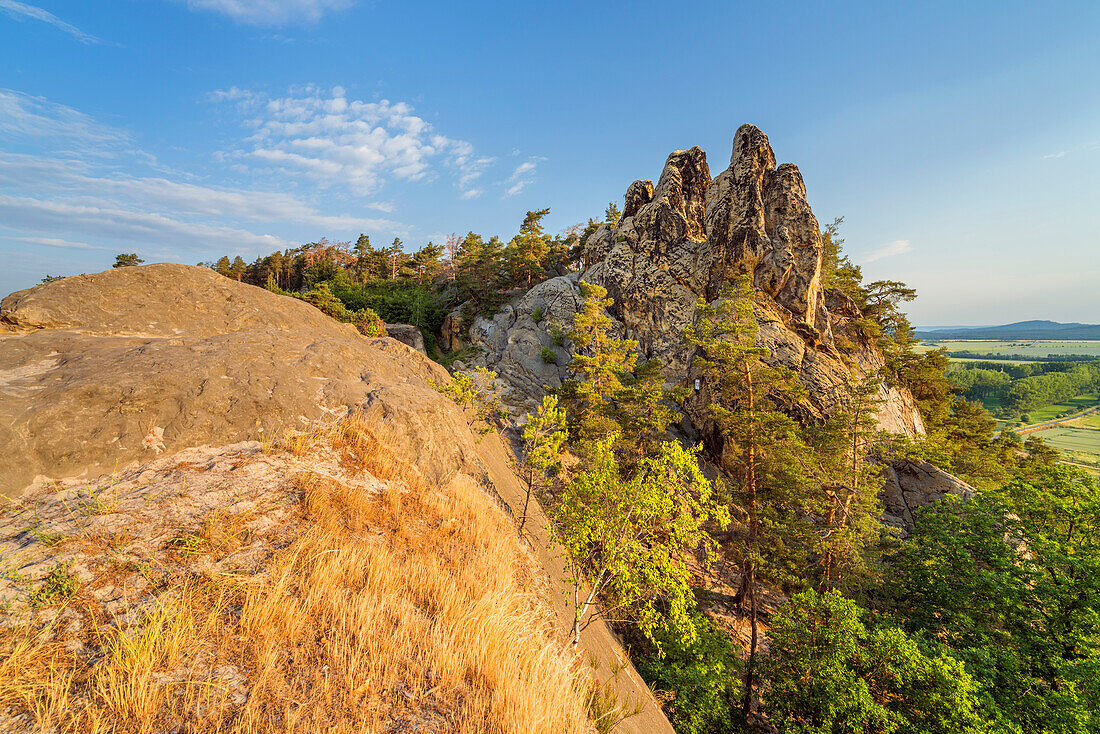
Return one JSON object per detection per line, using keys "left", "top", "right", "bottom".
{"left": 639, "top": 613, "right": 740, "bottom": 734}
{"left": 30, "top": 563, "right": 80, "bottom": 608}
{"left": 763, "top": 589, "right": 984, "bottom": 734}
{"left": 541, "top": 346, "right": 557, "bottom": 365}
{"left": 531, "top": 306, "right": 544, "bottom": 324}
{"left": 550, "top": 323, "right": 565, "bottom": 347}
{"left": 355, "top": 308, "right": 387, "bottom": 337}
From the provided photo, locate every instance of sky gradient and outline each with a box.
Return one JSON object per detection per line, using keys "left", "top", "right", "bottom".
{"left": 1, "top": 0, "right": 1098, "bottom": 325}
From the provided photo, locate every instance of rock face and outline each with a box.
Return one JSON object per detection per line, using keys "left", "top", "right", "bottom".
{"left": 880, "top": 459, "right": 976, "bottom": 535}
{"left": 0, "top": 264, "right": 480, "bottom": 496}
{"left": 0, "top": 262, "right": 677, "bottom": 733}
{"left": 465, "top": 124, "right": 925, "bottom": 440}
{"left": 384, "top": 323, "right": 427, "bottom": 354}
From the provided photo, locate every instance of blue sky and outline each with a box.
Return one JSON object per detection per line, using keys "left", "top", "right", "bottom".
{"left": 1, "top": 0, "right": 1098, "bottom": 325}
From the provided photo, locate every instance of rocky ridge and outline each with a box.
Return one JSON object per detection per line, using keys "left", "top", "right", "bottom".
{"left": 0, "top": 263, "right": 675, "bottom": 733}
{"left": 459, "top": 124, "right": 925, "bottom": 443}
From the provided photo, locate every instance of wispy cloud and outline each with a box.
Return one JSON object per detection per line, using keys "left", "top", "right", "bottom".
{"left": 212, "top": 85, "right": 490, "bottom": 198}
{"left": 1042, "top": 142, "right": 1099, "bottom": 160}
{"left": 0, "top": 0, "right": 101, "bottom": 43}
{"left": 0, "top": 89, "right": 408, "bottom": 262}
{"left": 862, "top": 239, "right": 912, "bottom": 263}
{"left": 4, "top": 235, "right": 114, "bottom": 251}
{"left": 0, "top": 195, "right": 292, "bottom": 252}
{"left": 178, "top": 0, "right": 354, "bottom": 25}
{"left": 503, "top": 157, "right": 544, "bottom": 198}
{"left": 0, "top": 89, "right": 131, "bottom": 155}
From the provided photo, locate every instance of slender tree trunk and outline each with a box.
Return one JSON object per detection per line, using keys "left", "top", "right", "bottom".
{"left": 519, "top": 468, "right": 534, "bottom": 533}
{"left": 741, "top": 570, "right": 759, "bottom": 717}
{"left": 738, "top": 358, "right": 760, "bottom": 718}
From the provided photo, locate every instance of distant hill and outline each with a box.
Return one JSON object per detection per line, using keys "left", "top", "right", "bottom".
{"left": 916, "top": 320, "right": 1100, "bottom": 341}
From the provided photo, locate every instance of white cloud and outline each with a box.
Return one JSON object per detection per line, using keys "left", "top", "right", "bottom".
{"left": 0, "top": 89, "right": 131, "bottom": 154}
{"left": 178, "top": 0, "right": 355, "bottom": 25}
{"left": 5, "top": 235, "right": 113, "bottom": 251}
{"left": 503, "top": 157, "right": 544, "bottom": 198}
{"left": 0, "top": 195, "right": 292, "bottom": 252}
{"left": 0, "top": 0, "right": 101, "bottom": 43}
{"left": 213, "top": 85, "right": 489, "bottom": 198}
{"left": 0, "top": 150, "right": 400, "bottom": 234}
{"left": 0, "top": 89, "right": 409, "bottom": 267}
{"left": 1043, "top": 151, "right": 1067, "bottom": 159}
{"left": 862, "top": 239, "right": 912, "bottom": 263}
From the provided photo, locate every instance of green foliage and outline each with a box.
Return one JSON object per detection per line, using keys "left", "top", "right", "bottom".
{"left": 605, "top": 201, "right": 622, "bottom": 228}
{"left": 530, "top": 305, "right": 544, "bottom": 324}
{"left": 820, "top": 217, "right": 862, "bottom": 302}
{"left": 523, "top": 395, "right": 568, "bottom": 478}
{"left": 541, "top": 346, "right": 557, "bottom": 364}
{"left": 39, "top": 274, "right": 63, "bottom": 284}
{"left": 565, "top": 282, "right": 639, "bottom": 442}
{"left": 884, "top": 465, "right": 1100, "bottom": 733}
{"left": 550, "top": 321, "right": 566, "bottom": 346}
{"left": 289, "top": 281, "right": 387, "bottom": 335}
{"left": 112, "top": 253, "right": 144, "bottom": 268}
{"left": 550, "top": 438, "right": 729, "bottom": 649}
{"left": 435, "top": 367, "right": 504, "bottom": 432}
{"left": 764, "top": 589, "right": 985, "bottom": 734}
{"left": 640, "top": 612, "right": 741, "bottom": 734}
{"left": 519, "top": 395, "right": 569, "bottom": 529}
{"left": 30, "top": 563, "right": 80, "bottom": 608}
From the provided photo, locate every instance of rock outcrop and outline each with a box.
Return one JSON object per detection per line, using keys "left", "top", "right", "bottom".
{"left": 384, "top": 323, "right": 427, "bottom": 354}
{"left": 879, "top": 459, "right": 976, "bottom": 536}
{"left": 464, "top": 124, "right": 925, "bottom": 440}
{"left": 0, "top": 264, "right": 477, "bottom": 496}
{"left": 0, "top": 262, "right": 675, "bottom": 733}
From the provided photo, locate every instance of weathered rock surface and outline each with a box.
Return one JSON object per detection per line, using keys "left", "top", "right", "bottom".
{"left": 384, "top": 323, "right": 427, "bottom": 354}
{"left": 879, "top": 459, "right": 976, "bottom": 535}
{"left": 0, "top": 264, "right": 479, "bottom": 495}
{"left": 0, "top": 262, "right": 675, "bottom": 733}
{"left": 465, "top": 124, "right": 926, "bottom": 439}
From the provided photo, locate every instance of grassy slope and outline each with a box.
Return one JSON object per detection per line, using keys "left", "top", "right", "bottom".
{"left": 0, "top": 419, "right": 599, "bottom": 733}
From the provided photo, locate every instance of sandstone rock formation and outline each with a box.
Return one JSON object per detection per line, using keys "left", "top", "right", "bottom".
{"left": 384, "top": 322, "right": 427, "bottom": 354}
{"left": 464, "top": 124, "right": 925, "bottom": 441}
{"left": 879, "top": 458, "right": 976, "bottom": 536}
{"left": 0, "top": 264, "right": 479, "bottom": 496}
{"left": 0, "top": 263, "right": 674, "bottom": 733}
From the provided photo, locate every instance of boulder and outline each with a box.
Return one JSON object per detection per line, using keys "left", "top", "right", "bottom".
{"left": 0, "top": 264, "right": 481, "bottom": 496}
{"left": 384, "top": 323, "right": 427, "bottom": 354}
{"left": 879, "top": 459, "right": 976, "bottom": 535}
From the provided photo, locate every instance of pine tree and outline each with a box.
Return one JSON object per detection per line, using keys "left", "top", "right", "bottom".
{"left": 801, "top": 374, "right": 885, "bottom": 592}
{"left": 506, "top": 208, "right": 552, "bottom": 286}
{"left": 613, "top": 358, "right": 684, "bottom": 462}
{"left": 683, "top": 275, "right": 813, "bottom": 717}
{"left": 566, "top": 282, "right": 638, "bottom": 446}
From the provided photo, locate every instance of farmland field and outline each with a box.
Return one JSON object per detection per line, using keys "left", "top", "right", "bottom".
{"left": 1023, "top": 392, "right": 1100, "bottom": 423}
{"left": 915, "top": 339, "right": 1100, "bottom": 359}
{"left": 1030, "top": 425, "right": 1100, "bottom": 475}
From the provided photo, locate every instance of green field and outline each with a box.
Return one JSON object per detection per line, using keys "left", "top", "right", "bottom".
{"left": 1031, "top": 425, "right": 1100, "bottom": 475}
{"left": 916, "top": 339, "right": 1100, "bottom": 359}
{"left": 1024, "top": 392, "right": 1100, "bottom": 423}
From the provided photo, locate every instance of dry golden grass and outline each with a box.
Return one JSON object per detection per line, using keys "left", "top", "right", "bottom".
{"left": 0, "top": 417, "right": 596, "bottom": 733}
